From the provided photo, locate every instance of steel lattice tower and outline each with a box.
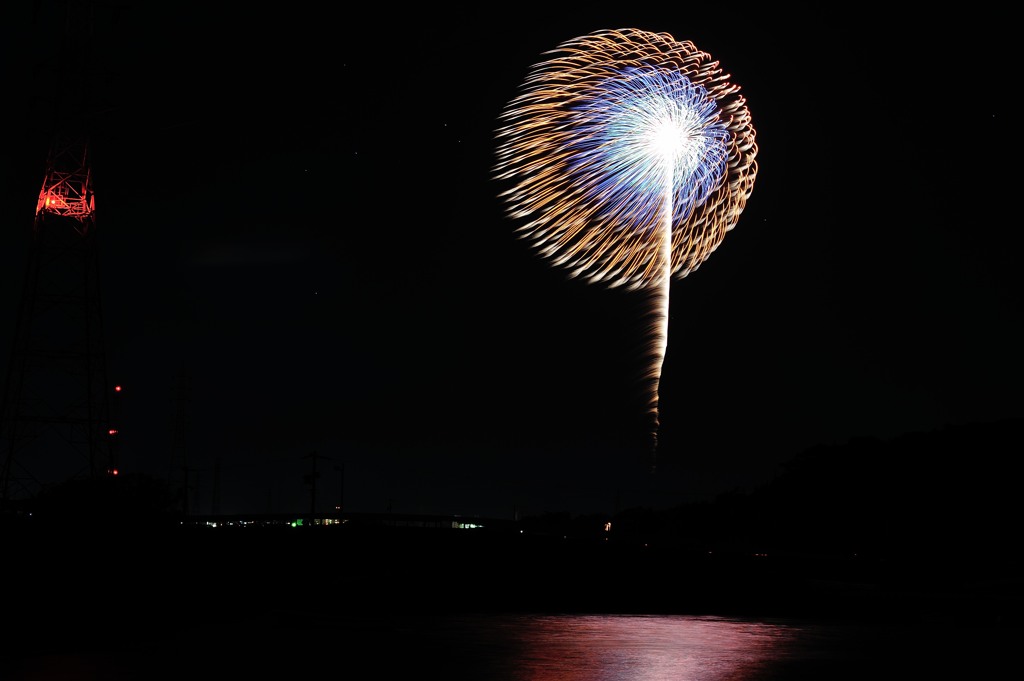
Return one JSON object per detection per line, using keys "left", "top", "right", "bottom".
{"left": 0, "top": 0, "right": 117, "bottom": 514}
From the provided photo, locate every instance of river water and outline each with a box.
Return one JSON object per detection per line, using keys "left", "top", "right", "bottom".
{"left": 7, "top": 610, "right": 1013, "bottom": 680}
{"left": 5, "top": 525, "right": 1019, "bottom": 679}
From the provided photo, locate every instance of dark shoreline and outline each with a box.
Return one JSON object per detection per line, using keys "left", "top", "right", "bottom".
{"left": 9, "top": 521, "right": 1021, "bottom": 622}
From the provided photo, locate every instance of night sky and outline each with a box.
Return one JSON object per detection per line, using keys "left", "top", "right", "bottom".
{"left": 1, "top": 3, "right": 1019, "bottom": 518}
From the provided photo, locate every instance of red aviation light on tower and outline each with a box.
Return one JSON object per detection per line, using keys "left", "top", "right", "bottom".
{"left": 37, "top": 176, "right": 95, "bottom": 219}
{"left": 35, "top": 137, "right": 96, "bottom": 230}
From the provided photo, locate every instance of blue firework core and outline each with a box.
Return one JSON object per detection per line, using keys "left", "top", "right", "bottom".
{"left": 571, "top": 67, "right": 730, "bottom": 233}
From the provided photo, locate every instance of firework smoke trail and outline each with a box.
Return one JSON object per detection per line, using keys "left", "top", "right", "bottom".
{"left": 494, "top": 29, "right": 758, "bottom": 470}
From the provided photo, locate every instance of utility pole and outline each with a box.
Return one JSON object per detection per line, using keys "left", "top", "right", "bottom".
{"left": 303, "top": 451, "right": 330, "bottom": 525}
{"left": 168, "top": 366, "right": 189, "bottom": 513}
{"left": 210, "top": 456, "right": 221, "bottom": 517}
{"left": 333, "top": 462, "right": 344, "bottom": 512}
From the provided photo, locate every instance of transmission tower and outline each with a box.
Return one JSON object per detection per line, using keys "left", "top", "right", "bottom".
{"left": 0, "top": 0, "right": 117, "bottom": 513}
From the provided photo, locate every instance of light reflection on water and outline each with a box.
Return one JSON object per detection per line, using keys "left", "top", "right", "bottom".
{"left": 11, "top": 611, "right": 1001, "bottom": 680}
{"left": 478, "top": 614, "right": 803, "bottom": 681}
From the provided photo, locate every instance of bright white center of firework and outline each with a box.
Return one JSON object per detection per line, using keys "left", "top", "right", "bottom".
{"left": 649, "top": 120, "right": 683, "bottom": 162}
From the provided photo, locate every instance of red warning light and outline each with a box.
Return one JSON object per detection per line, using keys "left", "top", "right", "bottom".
{"left": 108, "top": 429, "right": 118, "bottom": 435}
{"left": 114, "top": 385, "right": 122, "bottom": 392}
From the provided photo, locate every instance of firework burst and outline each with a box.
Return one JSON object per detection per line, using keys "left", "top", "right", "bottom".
{"left": 494, "top": 28, "right": 758, "bottom": 467}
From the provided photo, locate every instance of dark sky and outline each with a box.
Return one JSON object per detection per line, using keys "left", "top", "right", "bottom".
{"left": 2, "top": 3, "right": 1019, "bottom": 518}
